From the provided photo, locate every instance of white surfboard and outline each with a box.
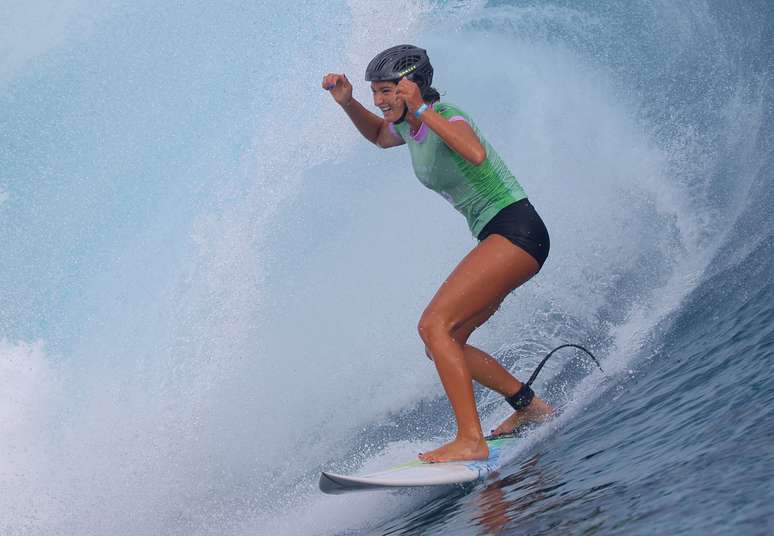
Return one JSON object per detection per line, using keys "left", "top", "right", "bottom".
{"left": 319, "top": 435, "right": 519, "bottom": 494}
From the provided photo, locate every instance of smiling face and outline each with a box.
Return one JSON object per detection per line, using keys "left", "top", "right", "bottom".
{"left": 371, "top": 81, "right": 405, "bottom": 123}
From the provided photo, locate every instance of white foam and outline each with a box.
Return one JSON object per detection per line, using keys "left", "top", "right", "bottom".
{"left": 2, "top": 1, "right": 767, "bottom": 535}
{"left": 0, "top": 0, "right": 107, "bottom": 86}
{"left": 0, "top": 339, "right": 61, "bottom": 528}
{"left": 0, "top": 338, "right": 49, "bottom": 447}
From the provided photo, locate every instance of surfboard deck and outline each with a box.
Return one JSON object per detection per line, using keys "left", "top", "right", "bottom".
{"left": 319, "top": 435, "right": 519, "bottom": 495}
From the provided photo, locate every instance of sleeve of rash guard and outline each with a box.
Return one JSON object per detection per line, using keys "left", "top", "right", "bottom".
{"left": 387, "top": 122, "right": 404, "bottom": 142}
{"left": 436, "top": 103, "right": 470, "bottom": 125}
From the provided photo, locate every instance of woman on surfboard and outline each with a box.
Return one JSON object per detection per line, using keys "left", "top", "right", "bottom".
{"left": 322, "top": 45, "right": 552, "bottom": 463}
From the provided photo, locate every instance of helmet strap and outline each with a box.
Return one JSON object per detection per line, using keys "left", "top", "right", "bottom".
{"left": 392, "top": 102, "right": 409, "bottom": 125}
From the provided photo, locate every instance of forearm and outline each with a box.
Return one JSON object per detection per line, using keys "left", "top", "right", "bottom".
{"left": 340, "top": 98, "right": 384, "bottom": 145}
{"left": 419, "top": 109, "right": 486, "bottom": 165}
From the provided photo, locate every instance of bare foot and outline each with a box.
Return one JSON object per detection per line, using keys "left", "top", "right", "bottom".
{"left": 490, "top": 396, "right": 554, "bottom": 437}
{"left": 419, "top": 436, "right": 489, "bottom": 463}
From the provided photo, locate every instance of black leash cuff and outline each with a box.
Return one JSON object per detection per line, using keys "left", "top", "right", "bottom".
{"left": 505, "top": 383, "right": 534, "bottom": 411}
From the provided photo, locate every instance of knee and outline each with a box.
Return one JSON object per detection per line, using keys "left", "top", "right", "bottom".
{"left": 417, "top": 309, "right": 454, "bottom": 347}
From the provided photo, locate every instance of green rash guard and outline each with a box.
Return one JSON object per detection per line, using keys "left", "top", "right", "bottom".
{"left": 389, "top": 102, "right": 527, "bottom": 238}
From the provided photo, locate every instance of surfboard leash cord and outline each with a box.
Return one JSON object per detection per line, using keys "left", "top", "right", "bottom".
{"left": 503, "top": 344, "right": 604, "bottom": 412}
{"left": 485, "top": 344, "right": 605, "bottom": 441}
{"left": 526, "top": 343, "right": 604, "bottom": 387}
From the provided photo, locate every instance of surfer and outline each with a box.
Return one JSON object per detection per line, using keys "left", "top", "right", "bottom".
{"left": 322, "top": 45, "right": 553, "bottom": 463}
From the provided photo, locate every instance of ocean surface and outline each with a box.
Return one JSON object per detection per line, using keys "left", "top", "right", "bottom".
{"left": 1, "top": 1, "right": 772, "bottom": 535}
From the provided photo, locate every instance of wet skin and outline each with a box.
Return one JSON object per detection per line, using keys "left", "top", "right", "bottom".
{"left": 321, "top": 72, "right": 553, "bottom": 463}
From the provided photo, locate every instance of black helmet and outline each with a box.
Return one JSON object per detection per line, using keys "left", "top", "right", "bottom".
{"left": 365, "top": 44, "right": 433, "bottom": 92}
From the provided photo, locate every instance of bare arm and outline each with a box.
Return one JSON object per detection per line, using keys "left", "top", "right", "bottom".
{"left": 322, "top": 73, "right": 404, "bottom": 148}
{"left": 394, "top": 78, "right": 486, "bottom": 165}
{"left": 341, "top": 98, "right": 403, "bottom": 148}
{"left": 416, "top": 109, "right": 486, "bottom": 165}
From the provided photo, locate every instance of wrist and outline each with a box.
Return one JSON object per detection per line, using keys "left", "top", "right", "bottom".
{"left": 414, "top": 103, "right": 429, "bottom": 118}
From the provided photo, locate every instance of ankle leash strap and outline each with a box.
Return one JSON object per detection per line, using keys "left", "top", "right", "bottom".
{"left": 505, "top": 383, "right": 535, "bottom": 411}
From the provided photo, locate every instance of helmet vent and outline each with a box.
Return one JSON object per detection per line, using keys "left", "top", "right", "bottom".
{"left": 374, "top": 56, "right": 392, "bottom": 71}
{"left": 365, "top": 45, "right": 433, "bottom": 87}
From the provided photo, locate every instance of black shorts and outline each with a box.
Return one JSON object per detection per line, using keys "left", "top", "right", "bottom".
{"left": 477, "top": 198, "right": 550, "bottom": 269}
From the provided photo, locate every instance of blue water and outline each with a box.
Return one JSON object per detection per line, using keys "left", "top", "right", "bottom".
{"left": 1, "top": 1, "right": 772, "bottom": 535}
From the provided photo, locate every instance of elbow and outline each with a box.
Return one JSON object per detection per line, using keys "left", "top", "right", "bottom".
{"left": 374, "top": 136, "right": 390, "bottom": 149}
{"left": 469, "top": 146, "right": 487, "bottom": 166}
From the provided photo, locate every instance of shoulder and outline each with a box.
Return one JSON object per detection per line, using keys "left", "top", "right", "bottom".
{"left": 390, "top": 120, "right": 408, "bottom": 140}
{"left": 433, "top": 102, "right": 471, "bottom": 122}
{"left": 433, "top": 102, "right": 468, "bottom": 118}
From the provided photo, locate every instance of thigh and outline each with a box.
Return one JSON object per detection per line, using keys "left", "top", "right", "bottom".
{"left": 423, "top": 234, "right": 540, "bottom": 334}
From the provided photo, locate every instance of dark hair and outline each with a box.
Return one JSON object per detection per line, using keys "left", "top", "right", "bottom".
{"left": 422, "top": 86, "right": 441, "bottom": 103}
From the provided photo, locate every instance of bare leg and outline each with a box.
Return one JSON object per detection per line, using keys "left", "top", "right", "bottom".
{"left": 460, "top": 344, "right": 520, "bottom": 395}
{"left": 423, "top": 300, "right": 555, "bottom": 440}
{"left": 421, "top": 332, "right": 489, "bottom": 462}
{"left": 445, "top": 308, "right": 554, "bottom": 436}
{"left": 418, "top": 235, "right": 541, "bottom": 463}
{"left": 462, "top": 344, "right": 554, "bottom": 436}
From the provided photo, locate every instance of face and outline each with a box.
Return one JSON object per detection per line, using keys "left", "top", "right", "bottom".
{"left": 371, "top": 81, "right": 405, "bottom": 123}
